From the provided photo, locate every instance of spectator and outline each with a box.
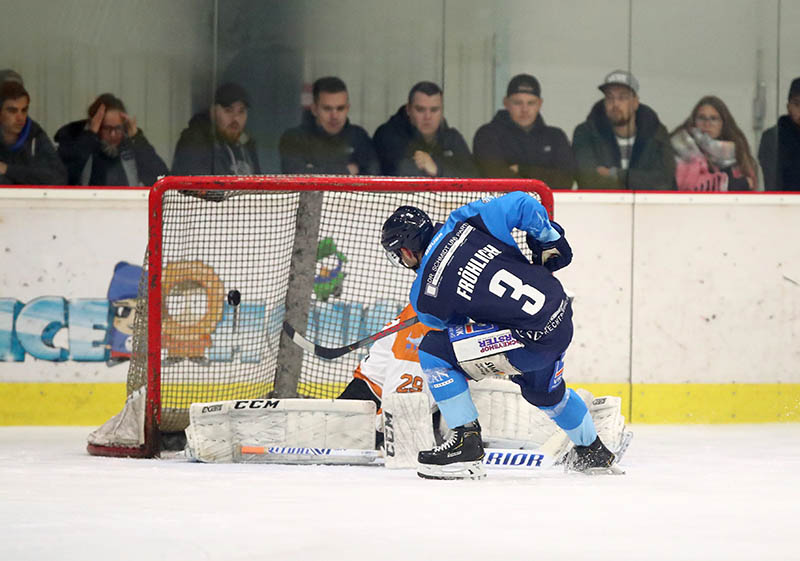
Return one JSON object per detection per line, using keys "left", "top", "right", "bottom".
{"left": 0, "top": 81, "right": 67, "bottom": 185}
{"left": 172, "top": 82, "right": 260, "bottom": 175}
{"left": 373, "top": 81, "right": 477, "bottom": 178}
{"left": 670, "top": 96, "right": 757, "bottom": 191}
{"left": 0, "top": 69, "right": 23, "bottom": 86}
{"left": 759, "top": 77, "right": 800, "bottom": 191}
{"left": 55, "top": 93, "right": 168, "bottom": 186}
{"left": 473, "top": 73, "right": 574, "bottom": 189}
{"left": 279, "top": 76, "right": 379, "bottom": 175}
{"left": 572, "top": 70, "right": 674, "bottom": 190}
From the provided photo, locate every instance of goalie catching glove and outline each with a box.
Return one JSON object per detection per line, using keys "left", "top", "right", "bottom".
{"left": 527, "top": 221, "right": 572, "bottom": 272}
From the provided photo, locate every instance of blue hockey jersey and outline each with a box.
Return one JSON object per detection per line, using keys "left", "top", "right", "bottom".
{"left": 409, "top": 191, "right": 572, "bottom": 348}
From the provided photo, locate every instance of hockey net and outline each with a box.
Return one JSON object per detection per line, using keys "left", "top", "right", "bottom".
{"left": 87, "top": 175, "right": 553, "bottom": 457}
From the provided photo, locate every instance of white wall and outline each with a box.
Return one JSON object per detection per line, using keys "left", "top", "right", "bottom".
{"left": 1, "top": 0, "right": 214, "bottom": 167}
{"left": 554, "top": 191, "right": 800, "bottom": 385}
{"left": 2, "top": 189, "right": 799, "bottom": 386}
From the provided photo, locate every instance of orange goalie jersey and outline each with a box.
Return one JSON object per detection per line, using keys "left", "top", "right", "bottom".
{"left": 353, "top": 304, "right": 435, "bottom": 402}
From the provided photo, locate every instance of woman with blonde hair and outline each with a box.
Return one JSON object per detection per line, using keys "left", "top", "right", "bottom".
{"left": 670, "top": 96, "right": 758, "bottom": 191}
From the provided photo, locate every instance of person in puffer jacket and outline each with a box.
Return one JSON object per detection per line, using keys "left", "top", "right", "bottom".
{"left": 172, "top": 82, "right": 260, "bottom": 176}
{"left": 0, "top": 81, "right": 66, "bottom": 185}
{"left": 473, "top": 74, "right": 574, "bottom": 189}
{"left": 373, "top": 81, "right": 478, "bottom": 178}
{"left": 572, "top": 70, "right": 674, "bottom": 190}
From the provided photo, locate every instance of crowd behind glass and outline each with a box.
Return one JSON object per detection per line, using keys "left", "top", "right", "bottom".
{"left": 0, "top": 67, "right": 798, "bottom": 191}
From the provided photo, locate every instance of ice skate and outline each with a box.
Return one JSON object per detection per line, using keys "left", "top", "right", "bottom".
{"left": 565, "top": 435, "right": 625, "bottom": 475}
{"left": 417, "top": 421, "right": 486, "bottom": 480}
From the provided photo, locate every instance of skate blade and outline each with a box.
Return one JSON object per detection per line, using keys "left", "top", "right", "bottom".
{"left": 417, "top": 461, "right": 487, "bottom": 480}
{"left": 582, "top": 465, "right": 625, "bottom": 476}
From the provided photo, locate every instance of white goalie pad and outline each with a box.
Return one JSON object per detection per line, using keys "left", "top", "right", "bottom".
{"left": 87, "top": 386, "right": 146, "bottom": 448}
{"left": 583, "top": 392, "right": 630, "bottom": 456}
{"left": 184, "top": 398, "right": 376, "bottom": 463}
{"left": 469, "top": 378, "right": 561, "bottom": 448}
{"left": 382, "top": 391, "right": 435, "bottom": 469}
{"left": 470, "top": 380, "right": 631, "bottom": 463}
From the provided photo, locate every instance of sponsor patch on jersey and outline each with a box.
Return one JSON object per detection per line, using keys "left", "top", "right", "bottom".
{"left": 548, "top": 352, "right": 565, "bottom": 392}
{"left": 451, "top": 326, "right": 523, "bottom": 361}
{"left": 425, "top": 222, "right": 474, "bottom": 299}
{"left": 514, "top": 298, "right": 568, "bottom": 342}
{"left": 447, "top": 322, "right": 496, "bottom": 342}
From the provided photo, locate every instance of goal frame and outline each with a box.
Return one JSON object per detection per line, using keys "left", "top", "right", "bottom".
{"left": 88, "top": 175, "right": 553, "bottom": 458}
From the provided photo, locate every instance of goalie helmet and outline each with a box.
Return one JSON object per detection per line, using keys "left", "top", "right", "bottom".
{"left": 381, "top": 205, "right": 433, "bottom": 269}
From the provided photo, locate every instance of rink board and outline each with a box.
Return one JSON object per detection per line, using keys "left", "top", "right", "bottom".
{"left": 2, "top": 188, "right": 800, "bottom": 425}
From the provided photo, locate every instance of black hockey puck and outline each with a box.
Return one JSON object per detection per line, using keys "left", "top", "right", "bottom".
{"left": 227, "top": 289, "right": 241, "bottom": 307}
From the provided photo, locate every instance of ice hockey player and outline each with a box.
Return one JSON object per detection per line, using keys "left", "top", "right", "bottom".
{"left": 380, "top": 191, "right": 618, "bottom": 479}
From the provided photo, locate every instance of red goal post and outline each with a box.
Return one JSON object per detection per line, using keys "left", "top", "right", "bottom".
{"left": 87, "top": 175, "right": 553, "bottom": 458}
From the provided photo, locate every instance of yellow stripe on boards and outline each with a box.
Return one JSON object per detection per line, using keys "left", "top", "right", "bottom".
{"left": 1, "top": 382, "right": 799, "bottom": 425}
{"left": 631, "top": 383, "right": 800, "bottom": 423}
{"left": 0, "top": 383, "right": 128, "bottom": 425}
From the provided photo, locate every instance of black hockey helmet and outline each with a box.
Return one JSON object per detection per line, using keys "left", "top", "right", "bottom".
{"left": 381, "top": 205, "right": 433, "bottom": 268}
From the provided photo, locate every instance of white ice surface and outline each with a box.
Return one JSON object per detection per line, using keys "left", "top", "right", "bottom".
{"left": 1, "top": 425, "right": 799, "bottom": 561}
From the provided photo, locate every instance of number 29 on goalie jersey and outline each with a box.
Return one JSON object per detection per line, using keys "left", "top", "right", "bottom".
{"left": 352, "top": 304, "right": 434, "bottom": 401}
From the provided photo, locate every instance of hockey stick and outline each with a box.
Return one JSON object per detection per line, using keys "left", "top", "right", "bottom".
{"left": 235, "top": 444, "right": 553, "bottom": 469}
{"left": 282, "top": 315, "right": 420, "bottom": 360}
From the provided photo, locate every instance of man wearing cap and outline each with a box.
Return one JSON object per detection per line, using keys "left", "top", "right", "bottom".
{"left": 572, "top": 70, "right": 674, "bottom": 190}
{"left": 172, "top": 82, "right": 261, "bottom": 175}
{"left": 0, "top": 69, "right": 24, "bottom": 86}
{"left": 758, "top": 77, "right": 800, "bottom": 191}
{"left": 0, "top": 81, "right": 67, "bottom": 185}
{"left": 373, "top": 81, "right": 478, "bottom": 178}
{"left": 473, "top": 73, "right": 574, "bottom": 189}
{"left": 279, "top": 76, "right": 379, "bottom": 175}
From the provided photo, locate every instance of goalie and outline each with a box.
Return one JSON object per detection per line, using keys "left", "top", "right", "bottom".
{"left": 381, "top": 191, "right": 627, "bottom": 479}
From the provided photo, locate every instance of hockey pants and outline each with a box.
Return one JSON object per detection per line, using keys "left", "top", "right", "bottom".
{"left": 417, "top": 329, "right": 597, "bottom": 446}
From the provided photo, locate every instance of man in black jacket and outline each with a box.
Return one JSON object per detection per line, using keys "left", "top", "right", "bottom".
{"left": 473, "top": 74, "right": 574, "bottom": 189}
{"left": 572, "top": 70, "right": 674, "bottom": 190}
{"left": 55, "top": 93, "right": 168, "bottom": 186}
{"left": 0, "top": 81, "right": 66, "bottom": 185}
{"left": 373, "top": 81, "right": 477, "bottom": 178}
{"left": 172, "top": 82, "right": 260, "bottom": 176}
{"left": 759, "top": 77, "right": 800, "bottom": 191}
{"left": 280, "top": 77, "right": 378, "bottom": 175}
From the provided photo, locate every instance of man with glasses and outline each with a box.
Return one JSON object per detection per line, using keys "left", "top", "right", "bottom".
{"left": 55, "top": 93, "right": 167, "bottom": 186}
{"left": 572, "top": 70, "right": 674, "bottom": 190}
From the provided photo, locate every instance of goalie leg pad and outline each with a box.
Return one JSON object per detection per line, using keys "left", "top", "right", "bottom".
{"left": 469, "top": 377, "right": 561, "bottom": 449}
{"left": 382, "top": 391, "right": 435, "bottom": 469}
{"left": 185, "top": 398, "right": 377, "bottom": 463}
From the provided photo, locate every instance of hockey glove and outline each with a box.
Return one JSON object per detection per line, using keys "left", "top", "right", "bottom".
{"left": 526, "top": 221, "right": 572, "bottom": 272}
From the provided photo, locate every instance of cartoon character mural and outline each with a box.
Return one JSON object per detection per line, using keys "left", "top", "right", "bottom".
{"left": 314, "top": 237, "right": 347, "bottom": 302}
{"left": 105, "top": 262, "right": 142, "bottom": 365}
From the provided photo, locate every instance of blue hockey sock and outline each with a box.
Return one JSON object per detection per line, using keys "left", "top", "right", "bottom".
{"left": 418, "top": 349, "right": 478, "bottom": 428}
{"left": 540, "top": 388, "right": 597, "bottom": 446}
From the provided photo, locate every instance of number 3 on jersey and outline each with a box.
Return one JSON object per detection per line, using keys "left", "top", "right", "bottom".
{"left": 488, "top": 269, "right": 545, "bottom": 316}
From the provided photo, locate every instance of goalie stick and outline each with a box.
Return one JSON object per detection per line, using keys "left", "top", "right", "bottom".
{"left": 282, "top": 315, "right": 420, "bottom": 359}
